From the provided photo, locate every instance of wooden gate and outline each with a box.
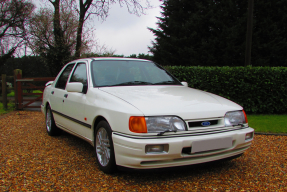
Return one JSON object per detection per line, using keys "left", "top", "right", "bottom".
{"left": 14, "top": 69, "right": 55, "bottom": 110}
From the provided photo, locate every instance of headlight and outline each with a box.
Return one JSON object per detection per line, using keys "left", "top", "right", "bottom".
{"left": 145, "top": 116, "right": 186, "bottom": 133}
{"left": 129, "top": 116, "right": 186, "bottom": 133}
{"left": 225, "top": 110, "right": 248, "bottom": 127}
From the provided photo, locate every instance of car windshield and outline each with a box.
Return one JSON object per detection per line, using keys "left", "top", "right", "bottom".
{"left": 91, "top": 60, "right": 182, "bottom": 87}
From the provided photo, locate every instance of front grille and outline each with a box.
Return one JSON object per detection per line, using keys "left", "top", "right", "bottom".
{"left": 188, "top": 120, "right": 218, "bottom": 128}
{"left": 184, "top": 117, "right": 243, "bottom": 136}
{"left": 185, "top": 117, "right": 233, "bottom": 134}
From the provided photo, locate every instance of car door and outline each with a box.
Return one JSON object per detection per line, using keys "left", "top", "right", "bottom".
{"left": 49, "top": 63, "right": 75, "bottom": 127}
{"left": 61, "top": 62, "right": 92, "bottom": 139}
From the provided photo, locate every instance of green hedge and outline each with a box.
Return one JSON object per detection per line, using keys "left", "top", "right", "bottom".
{"left": 165, "top": 66, "right": 287, "bottom": 114}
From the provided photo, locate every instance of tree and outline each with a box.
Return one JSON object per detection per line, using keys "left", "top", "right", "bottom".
{"left": 29, "top": 0, "right": 104, "bottom": 76}
{"left": 149, "top": 0, "right": 287, "bottom": 67}
{"left": 29, "top": 0, "right": 150, "bottom": 75}
{"left": 47, "top": 0, "right": 150, "bottom": 58}
{"left": 149, "top": 0, "right": 247, "bottom": 66}
{"left": 0, "top": 0, "right": 34, "bottom": 67}
{"left": 0, "top": 56, "right": 51, "bottom": 77}
{"left": 251, "top": 1, "right": 287, "bottom": 66}
{"left": 73, "top": 0, "right": 151, "bottom": 58}
{"left": 127, "top": 53, "right": 153, "bottom": 60}
{"left": 29, "top": 5, "right": 85, "bottom": 76}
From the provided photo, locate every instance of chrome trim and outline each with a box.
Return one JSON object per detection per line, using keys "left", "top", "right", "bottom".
{"left": 113, "top": 127, "right": 247, "bottom": 139}
{"left": 186, "top": 117, "right": 224, "bottom": 129}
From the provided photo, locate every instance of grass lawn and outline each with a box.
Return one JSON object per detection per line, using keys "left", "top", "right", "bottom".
{"left": 248, "top": 114, "right": 287, "bottom": 134}
{"left": 0, "top": 101, "right": 15, "bottom": 115}
{"left": 7, "top": 90, "right": 43, "bottom": 97}
{"left": 7, "top": 91, "right": 14, "bottom": 97}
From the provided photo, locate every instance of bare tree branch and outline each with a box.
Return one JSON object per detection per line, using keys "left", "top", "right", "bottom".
{"left": 30, "top": 0, "right": 150, "bottom": 74}
{"left": 74, "top": 0, "right": 151, "bottom": 58}
{"left": 0, "top": 0, "right": 34, "bottom": 66}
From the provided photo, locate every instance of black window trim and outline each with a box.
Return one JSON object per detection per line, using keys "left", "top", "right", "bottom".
{"left": 54, "top": 63, "right": 75, "bottom": 90}
{"left": 68, "top": 61, "right": 89, "bottom": 93}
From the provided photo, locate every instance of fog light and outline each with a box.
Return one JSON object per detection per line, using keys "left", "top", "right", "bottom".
{"left": 245, "top": 132, "right": 253, "bottom": 141}
{"left": 145, "top": 144, "right": 169, "bottom": 154}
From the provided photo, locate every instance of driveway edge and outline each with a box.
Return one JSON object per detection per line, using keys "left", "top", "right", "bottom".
{"left": 255, "top": 132, "right": 287, "bottom": 136}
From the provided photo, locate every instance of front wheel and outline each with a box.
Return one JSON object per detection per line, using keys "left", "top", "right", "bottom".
{"left": 46, "top": 105, "right": 61, "bottom": 136}
{"left": 95, "top": 121, "right": 116, "bottom": 174}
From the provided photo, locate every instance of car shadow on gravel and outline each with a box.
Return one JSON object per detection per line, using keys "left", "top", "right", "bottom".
{"left": 114, "top": 160, "right": 240, "bottom": 181}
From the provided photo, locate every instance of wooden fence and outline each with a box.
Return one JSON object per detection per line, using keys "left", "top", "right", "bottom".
{"left": 1, "top": 69, "right": 55, "bottom": 110}
{"left": 1, "top": 74, "right": 14, "bottom": 109}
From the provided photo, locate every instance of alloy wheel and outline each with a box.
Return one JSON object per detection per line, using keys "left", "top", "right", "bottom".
{"left": 46, "top": 109, "right": 52, "bottom": 132}
{"left": 96, "top": 127, "right": 111, "bottom": 166}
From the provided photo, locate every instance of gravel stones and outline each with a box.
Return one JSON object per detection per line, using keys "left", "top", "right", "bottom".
{"left": 0, "top": 111, "right": 286, "bottom": 191}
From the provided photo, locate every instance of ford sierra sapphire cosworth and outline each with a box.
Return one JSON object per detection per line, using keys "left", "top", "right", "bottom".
{"left": 41, "top": 58, "right": 254, "bottom": 173}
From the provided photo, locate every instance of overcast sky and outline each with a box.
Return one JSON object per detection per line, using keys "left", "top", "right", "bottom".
{"left": 34, "top": 0, "right": 162, "bottom": 56}
{"left": 91, "top": 1, "right": 162, "bottom": 56}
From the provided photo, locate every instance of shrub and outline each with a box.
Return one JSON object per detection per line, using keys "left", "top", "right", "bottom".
{"left": 165, "top": 66, "right": 287, "bottom": 114}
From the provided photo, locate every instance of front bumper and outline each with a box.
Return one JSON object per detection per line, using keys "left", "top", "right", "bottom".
{"left": 112, "top": 127, "right": 254, "bottom": 169}
{"left": 41, "top": 104, "right": 45, "bottom": 114}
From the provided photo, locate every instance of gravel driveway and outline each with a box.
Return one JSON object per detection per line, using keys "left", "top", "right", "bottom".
{"left": 0, "top": 111, "right": 286, "bottom": 191}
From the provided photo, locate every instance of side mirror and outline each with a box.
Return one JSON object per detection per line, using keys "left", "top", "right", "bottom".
{"left": 181, "top": 82, "right": 188, "bottom": 87}
{"left": 45, "top": 81, "right": 54, "bottom": 87}
{"left": 66, "top": 82, "right": 83, "bottom": 93}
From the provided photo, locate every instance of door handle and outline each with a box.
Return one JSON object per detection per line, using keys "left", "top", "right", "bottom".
{"left": 51, "top": 91, "right": 54, "bottom": 94}
{"left": 64, "top": 94, "right": 68, "bottom": 98}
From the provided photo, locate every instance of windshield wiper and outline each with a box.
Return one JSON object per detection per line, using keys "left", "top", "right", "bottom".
{"left": 157, "top": 129, "right": 177, "bottom": 136}
{"left": 113, "top": 81, "right": 152, "bottom": 86}
{"left": 152, "top": 81, "right": 177, "bottom": 85}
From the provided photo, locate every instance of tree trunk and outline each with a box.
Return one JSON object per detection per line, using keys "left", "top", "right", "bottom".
{"left": 74, "top": 0, "right": 92, "bottom": 58}
{"left": 52, "top": 0, "right": 63, "bottom": 48}
{"left": 74, "top": 14, "right": 85, "bottom": 58}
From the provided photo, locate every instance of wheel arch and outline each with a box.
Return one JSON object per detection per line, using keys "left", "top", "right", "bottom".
{"left": 92, "top": 116, "right": 111, "bottom": 144}
{"left": 44, "top": 101, "right": 51, "bottom": 115}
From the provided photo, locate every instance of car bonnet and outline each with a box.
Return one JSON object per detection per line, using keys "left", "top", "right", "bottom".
{"left": 99, "top": 86, "right": 242, "bottom": 119}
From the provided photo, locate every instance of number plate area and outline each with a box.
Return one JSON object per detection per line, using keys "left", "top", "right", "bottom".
{"left": 191, "top": 137, "right": 233, "bottom": 153}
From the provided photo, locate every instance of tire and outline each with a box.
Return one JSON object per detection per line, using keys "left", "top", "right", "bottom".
{"left": 95, "top": 121, "right": 117, "bottom": 174}
{"left": 46, "top": 105, "right": 61, "bottom": 136}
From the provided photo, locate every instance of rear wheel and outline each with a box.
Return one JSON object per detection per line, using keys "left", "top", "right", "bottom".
{"left": 46, "top": 105, "right": 61, "bottom": 136}
{"left": 95, "top": 121, "right": 116, "bottom": 174}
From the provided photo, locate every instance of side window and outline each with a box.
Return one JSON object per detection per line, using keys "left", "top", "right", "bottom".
{"left": 70, "top": 63, "right": 88, "bottom": 93}
{"left": 55, "top": 64, "right": 75, "bottom": 89}
{"left": 70, "top": 63, "right": 87, "bottom": 84}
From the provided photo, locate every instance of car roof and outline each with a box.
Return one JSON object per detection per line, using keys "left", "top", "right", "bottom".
{"left": 71, "top": 57, "right": 150, "bottom": 63}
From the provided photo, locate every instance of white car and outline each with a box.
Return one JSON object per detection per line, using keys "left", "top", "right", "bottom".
{"left": 41, "top": 58, "right": 254, "bottom": 173}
